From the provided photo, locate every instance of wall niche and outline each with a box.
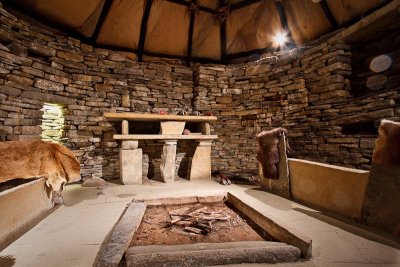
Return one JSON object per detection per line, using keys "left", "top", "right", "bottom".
{"left": 40, "top": 103, "right": 66, "bottom": 144}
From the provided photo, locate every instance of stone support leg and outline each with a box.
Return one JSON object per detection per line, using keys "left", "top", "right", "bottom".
{"left": 190, "top": 140, "right": 212, "bottom": 180}
{"left": 160, "top": 140, "right": 177, "bottom": 183}
{"left": 120, "top": 140, "right": 142, "bottom": 185}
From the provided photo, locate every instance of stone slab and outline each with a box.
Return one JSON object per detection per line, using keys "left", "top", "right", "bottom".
{"left": 160, "top": 141, "right": 177, "bottom": 183}
{"left": 160, "top": 121, "right": 185, "bottom": 134}
{"left": 104, "top": 112, "right": 217, "bottom": 122}
{"left": 96, "top": 202, "right": 146, "bottom": 267}
{"left": 120, "top": 149, "right": 142, "bottom": 185}
{"left": 260, "top": 133, "right": 290, "bottom": 198}
{"left": 190, "top": 141, "right": 212, "bottom": 180}
{"left": 126, "top": 243, "right": 300, "bottom": 267}
{"left": 227, "top": 192, "right": 312, "bottom": 258}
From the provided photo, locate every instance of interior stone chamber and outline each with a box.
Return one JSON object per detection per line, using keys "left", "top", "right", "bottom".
{"left": 0, "top": 2, "right": 399, "bottom": 181}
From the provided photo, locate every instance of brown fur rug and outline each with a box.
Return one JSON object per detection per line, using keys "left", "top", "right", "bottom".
{"left": 372, "top": 119, "right": 400, "bottom": 166}
{"left": 257, "top": 128, "right": 289, "bottom": 179}
{"left": 0, "top": 140, "right": 80, "bottom": 198}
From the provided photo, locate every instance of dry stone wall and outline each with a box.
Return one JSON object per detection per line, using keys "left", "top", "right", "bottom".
{"left": 195, "top": 36, "right": 399, "bottom": 175}
{"left": 0, "top": 5, "right": 399, "bottom": 180}
{"left": 0, "top": 5, "right": 194, "bottom": 180}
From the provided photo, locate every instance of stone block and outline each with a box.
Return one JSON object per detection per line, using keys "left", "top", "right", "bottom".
{"left": 160, "top": 121, "right": 185, "bottom": 135}
{"left": 120, "top": 149, "right": 142, "bottom": 185}
{"left": 160, "top": 140, "right": 177, "bottom": 183}
{"left": 121, "top": 141, "right": 138, "bottom": 150}
{"left": 190, "top": 141, "right": 212, "bottom": 180}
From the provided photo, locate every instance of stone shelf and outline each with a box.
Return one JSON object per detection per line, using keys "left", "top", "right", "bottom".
{"left": 104, "top": 112, "right": 217, "bottom": 122}
{"left": 113, "top": 134, "right": 218, "bottom": 140}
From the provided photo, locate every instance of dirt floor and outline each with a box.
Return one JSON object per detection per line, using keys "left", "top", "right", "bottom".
{"left": 131, "top": 202, "right": 274, "bottom": 246}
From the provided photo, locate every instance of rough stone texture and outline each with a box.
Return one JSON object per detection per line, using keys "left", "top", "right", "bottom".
{"left": 159, "top": 140, "right": 177, "bottom": 183}
{"left": 0, "top": 6, "right": 399, "bottom": 181}
{"left": 96, "top": 202, "right": 147, "bottom": 267}
{"left": 259, "top": 133, "right": 290, "bottom": 198}
{"left": 362, "top": 163, "right": 400, "bottom": 237}
{"left": 120, "top": 149, "right": 142, "bottom": 185}
{"left": 126, "top": 242, "right": 301, "bottom": 267}
{"left": 82, "top": 177, "right": 107, "bottom": 187}
{"left": 190, "top": 141, "right": 212, "bottom": 180}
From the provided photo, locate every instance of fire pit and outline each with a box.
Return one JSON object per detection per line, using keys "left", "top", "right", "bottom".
{"left": 95, "top": 193, "right": 312, "bottom": 267}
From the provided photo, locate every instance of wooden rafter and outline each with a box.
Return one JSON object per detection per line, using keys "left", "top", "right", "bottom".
{"left": 186, "top": 0, "right": 197, "bottom": 66}
{"left": 230, "top": 0, "right": 263, "bottom": 11}
{"left": 91, "top": 0, "right": 113, "bottom": 42}
{"left": 274, "top": 0, "right": 295, "bottom": 49}
{"left": 137, "top": 0, "right": 153, "bottom": 62}
{"left": 319, "top": 0, "right": 338, "bottom": 29}
{"left": 219, "top": 0, "right": 227, "bottom": 64}
{"left": 166, "top": 0, "right": 215, "bottom": 14}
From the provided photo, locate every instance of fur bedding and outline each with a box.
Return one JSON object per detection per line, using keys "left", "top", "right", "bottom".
{"left": 0, "top": 140, "right": 80, "bottom": 203}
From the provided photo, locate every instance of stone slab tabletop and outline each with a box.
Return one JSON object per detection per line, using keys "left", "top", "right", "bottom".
{"left": 104, "top": 112, "right": 217, "bottom": 122}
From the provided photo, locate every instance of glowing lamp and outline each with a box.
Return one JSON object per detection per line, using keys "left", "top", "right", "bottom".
{"left": 273, "top": 32, "right": 287, "bottom": 47}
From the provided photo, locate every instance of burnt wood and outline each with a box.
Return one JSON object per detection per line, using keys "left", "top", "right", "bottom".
{"left": 91, "top": 0, "right": 113, "bottom": 42}
{"left": 137, "top": 0, "right": 154, "bottom": 62}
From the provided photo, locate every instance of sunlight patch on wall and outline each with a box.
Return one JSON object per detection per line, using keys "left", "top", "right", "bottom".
{"left": 41, "top": 103, "right": 66, "bottom": 144}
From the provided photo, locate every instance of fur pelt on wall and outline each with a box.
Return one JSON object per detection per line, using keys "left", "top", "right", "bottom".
{"left": 257, "top": 128, "right": 289, "bottom": 179}
{"left": 372, "top": 119, "right": 400, "bottom": 166}
{"left": 0, "top": 140, "right": 81, "bottom": 203}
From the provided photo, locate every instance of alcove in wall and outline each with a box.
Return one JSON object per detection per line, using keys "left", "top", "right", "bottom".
{"left": 40, "top": 103, "right": 66, "bottom": 144}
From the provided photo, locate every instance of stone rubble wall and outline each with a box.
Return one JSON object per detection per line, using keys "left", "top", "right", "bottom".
{"left": 0, "top": 6, "right": 195, "bottom": 180}
{"left": 0, "top": 5, "right": 399, "bottom": 180}
{"left": 195, "top": 36, "right": 400, "bottom": 175}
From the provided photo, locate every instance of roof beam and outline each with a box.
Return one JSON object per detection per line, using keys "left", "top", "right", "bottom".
{"left": 274, "top": 0, "right": 295, "bottom": 49}
{"left": 186, "top": 0, "right": 196, "bottom": 66}
{"left": 219, "top": 0, "right": 227, "bottom": 64}
{"left": 137, "top": 0, "right": 153, "bottom": 62}
{"left": 166, "top": 0, "right": 215, "bottom": 14}
{"left": 319, "top": 0, "right": 338, "bottom": 29}
{"left": 231, "top": 0, "right": 263, "bottom": 11}
{"left": 91, "top": 0, "right": 113, "bottom": 42}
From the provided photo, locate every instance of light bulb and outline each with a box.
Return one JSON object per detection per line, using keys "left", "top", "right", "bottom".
{"left": 273, "top": 32, "right": 287, "bottom": 47}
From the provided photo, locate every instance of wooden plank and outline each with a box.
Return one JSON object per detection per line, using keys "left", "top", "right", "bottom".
{"left": 113, "top": 134, "right": 218, "bottom": 140}
{"left": 104, "top": 112, "right": 217, "bottom": 122}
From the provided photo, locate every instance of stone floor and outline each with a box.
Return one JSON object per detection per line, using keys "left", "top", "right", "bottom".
{"left": 1, "top": 179, "right": 399, "bottom": 267}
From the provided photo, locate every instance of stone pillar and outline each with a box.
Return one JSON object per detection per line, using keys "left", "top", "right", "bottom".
{"left": 160, "top": 140, "right": 177, "bottom": 183}
{"left": 122, "top": 119, "right": 129, "bottom": 135}
{"left": 120, "top": 140, "right": 142, "bottom": 185}
{"left": 190, "top": 140, "right": 212, "bottom": 180}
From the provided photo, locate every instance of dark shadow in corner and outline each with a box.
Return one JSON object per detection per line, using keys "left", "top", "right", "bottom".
{"left": 0, "top": 255, "right": 16, "bottom": 267}
{"left": 244, "top": 187, "right": 294, "bottom": 211}
{"left": 177, "top": 140, "right": 196, "bottom": 180}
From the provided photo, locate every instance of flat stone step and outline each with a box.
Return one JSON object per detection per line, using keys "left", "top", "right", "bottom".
{"left": 125, "top": 241, "right": 301, "bottom": 267}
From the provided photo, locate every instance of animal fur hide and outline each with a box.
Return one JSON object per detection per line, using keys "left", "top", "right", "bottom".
{"left": 257, "top": 128, "right": 289, "bottom": 179}
{"left": 0, "top": 140, "right": 81, "bottom": 203}
{"left": 372, "top": 119, "right": 400, "bottom": 166}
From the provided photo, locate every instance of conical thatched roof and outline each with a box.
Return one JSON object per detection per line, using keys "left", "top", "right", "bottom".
{"left": 3, "top": 0, "right": 388, "bottom": 63}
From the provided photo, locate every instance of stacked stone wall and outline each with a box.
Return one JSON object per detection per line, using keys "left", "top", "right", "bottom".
{"left": 0, "top": 5, "right": 399, "bottom": 180}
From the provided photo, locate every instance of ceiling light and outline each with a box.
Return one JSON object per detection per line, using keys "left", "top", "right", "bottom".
{"left": 273, "top": 32, "right": 287, "bottom": 47}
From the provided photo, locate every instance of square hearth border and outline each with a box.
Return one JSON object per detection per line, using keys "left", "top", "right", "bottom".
{"left": 95, "top": 192, "right": 312, "bottom": 267}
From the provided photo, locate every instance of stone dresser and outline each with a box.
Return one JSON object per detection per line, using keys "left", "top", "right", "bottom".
{"left": 104, "top": 113, "right": 218, "bottom": 184}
